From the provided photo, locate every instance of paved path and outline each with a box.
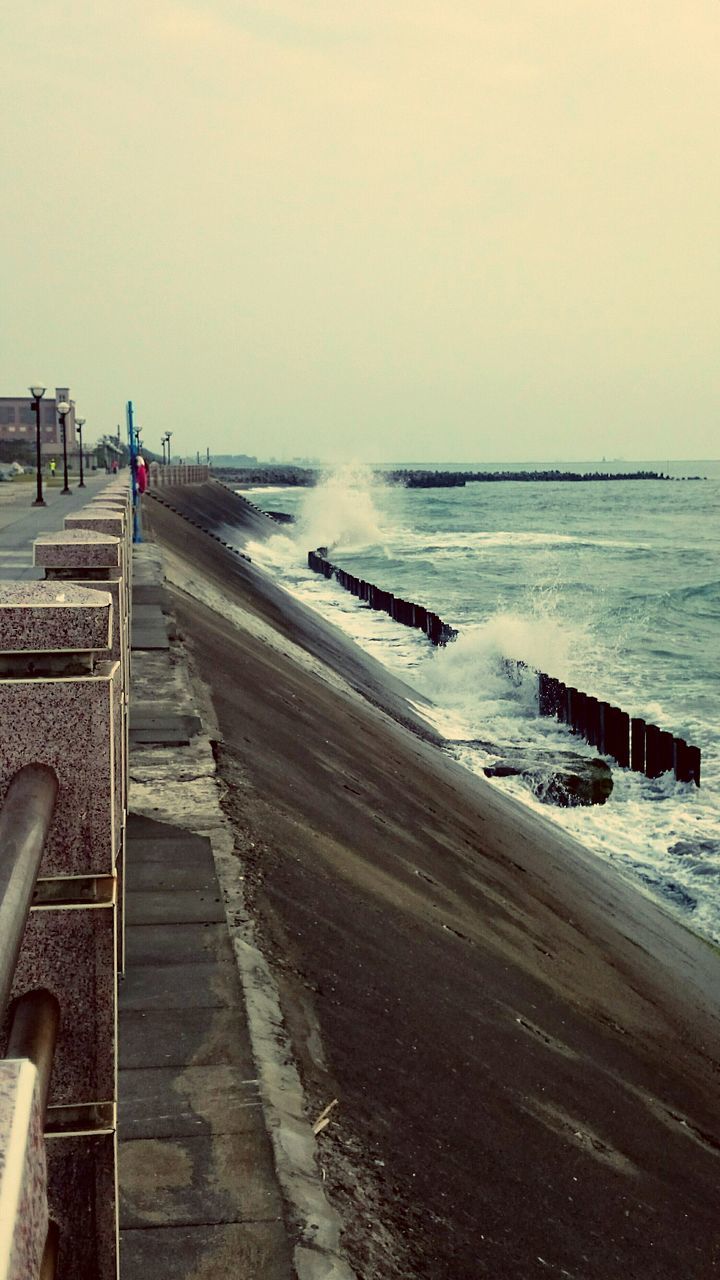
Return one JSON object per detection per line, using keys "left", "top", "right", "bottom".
{"left": 118, "top": 548, "right": 293, "bottom": 1279}
{"left": 0, "top": 471, "right": 116, "bottom": 578}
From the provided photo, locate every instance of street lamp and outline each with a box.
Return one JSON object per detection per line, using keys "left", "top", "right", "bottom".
{"left": 76, "top": 418, "right": 86, "bottom": 487}
{"left": 57, "top": 400, "right": 72, "bottom": 495}
{"left": 28, "top": 384, "right": 46, "bottom": 507}
{"left": 165, "top": 431, "right": 173, "bottom": 463}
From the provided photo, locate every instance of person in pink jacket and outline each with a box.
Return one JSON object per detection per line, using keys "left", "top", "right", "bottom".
{"left": 136, "top": 454, "right": 148, "bottom": 494}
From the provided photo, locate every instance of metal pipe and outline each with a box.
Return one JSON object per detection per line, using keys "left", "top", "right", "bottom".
{"left": 58, "top": 409, "right": 71, "bottom": 495}
{"left": 0, "top": 765, "right": 58, "bottom": 1015}
{"left": 31, "top": 393, "right": 46, "bottom": 508}
{"left": 39, "top": 1221, "right": 60, "bottom": 1280}
{"left": 6, "top": 989, "right": 60, "bottom": 1122}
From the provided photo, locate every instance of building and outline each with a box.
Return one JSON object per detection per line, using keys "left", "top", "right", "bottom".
{"left": 0, "top": 387, "right": 77, "bottom": 460}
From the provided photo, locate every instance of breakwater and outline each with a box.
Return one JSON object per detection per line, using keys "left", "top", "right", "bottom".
{"left": 534, "top": 669, "right": 700, "bottom": 786}
{"left": 307, "top": 548, "right": 702, "bottom": 787}
{"left": 214, "top": 465, "right": 690, "bottom": 490}
{"left": 307, "top": 548, "right": 458, "bottom": 646}
{"left": 387, "top": 468, "right": 676, "bottom": 487}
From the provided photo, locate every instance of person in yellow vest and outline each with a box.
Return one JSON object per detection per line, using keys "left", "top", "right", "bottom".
{"left": 49, "top": 459, "right": 56, "bottom": 478}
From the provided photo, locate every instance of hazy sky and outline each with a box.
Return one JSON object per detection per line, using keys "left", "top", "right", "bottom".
{"left": 3, "top": 1, "right": 719, "bottom": 462}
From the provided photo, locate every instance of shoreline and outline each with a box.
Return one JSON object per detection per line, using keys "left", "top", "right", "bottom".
{"left": 143, "top": 482, "right": 720, "bottom": 1279}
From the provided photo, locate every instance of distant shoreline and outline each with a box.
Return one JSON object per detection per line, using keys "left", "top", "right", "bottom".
{"left": 214, "top": 464, "right": 706, "bottom": 488}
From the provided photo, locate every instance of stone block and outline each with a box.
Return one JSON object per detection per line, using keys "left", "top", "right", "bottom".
{"left": 119, "top": 961, "right": 239, "bottom": 1011}
{"left": 65, "top": 508, "right": 126, "bottom": 543}
{"left": 0, "top": 660, "right": 123, "bottom": 875}
{"left": 1, "top": 902, "right": 116, "bottom": 1109}
{"left": 119, "top": 1221, "right": 292, "bottom": 1280}
{"left": 33, "top": 529, "right": 122, "bottom": 572}
{"left": 0, "top": 1059, "right": 47, "bottom": 1280}
{"left": 118, "top": 1064, "right": 263, "bottom": 1140}
{"left": 0, "top": 582, "right": 111, "bottom": 655}
{"left": 118, "top": 1007, "right": 255, "bottom": 1072}
{"left": 118, "top": 1131, "right": 283, "bottom": 1227}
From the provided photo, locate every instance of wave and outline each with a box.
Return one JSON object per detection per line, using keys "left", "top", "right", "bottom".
{"left": 294, "top": 465, "right": 393, "bottom": 554}
{"left": 239, "top": 465, "right": 720, "bottom": 941}
{"left": 390, "top": 530, "right": 653, "bottom": 554}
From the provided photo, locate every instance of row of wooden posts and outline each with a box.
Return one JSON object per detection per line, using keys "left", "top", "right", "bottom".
{"left": 308, "top": 549, "right": 458, "bottom": 645}
{"left": 536, "top": 672, "right": 701, "bottom": 786}
{"left": 308, "top": 548, "right": 702, "bottom": 788}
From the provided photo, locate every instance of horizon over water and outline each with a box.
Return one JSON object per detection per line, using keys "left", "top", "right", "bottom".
{"left": 240, "top": 461, "right": 720, "bottom": 943}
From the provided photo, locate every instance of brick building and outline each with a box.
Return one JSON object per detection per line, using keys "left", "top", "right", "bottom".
{"left": 0, "top": 387, "right": 77, "bottom": 459}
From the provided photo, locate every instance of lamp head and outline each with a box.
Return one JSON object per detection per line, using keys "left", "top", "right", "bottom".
{"left": 57, "top": 400, "right": 70, "bottom": 415}
{"left": 29, "top": 384, "right": 46, "bottom": 399}
{"left": 76, "top": 417, "right": 86, "bottom": 428}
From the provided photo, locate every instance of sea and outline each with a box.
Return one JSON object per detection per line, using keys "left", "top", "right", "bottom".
{"left": 239, "top": 460, "right": 720, "bottom": 944}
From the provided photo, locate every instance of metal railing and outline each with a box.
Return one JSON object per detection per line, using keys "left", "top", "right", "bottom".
{"left": 0, "top": 765, "right": 58, "bottom": 1012}
{"left": 1, "top": 764, "right": 60, "bottom": 1278}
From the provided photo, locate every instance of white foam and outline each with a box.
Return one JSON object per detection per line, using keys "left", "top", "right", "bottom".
{"left": 243, "top": 471, "right": 720, "bottom": 943}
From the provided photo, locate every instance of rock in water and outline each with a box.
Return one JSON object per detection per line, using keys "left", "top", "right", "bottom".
{"left": 484, "top": 751, "right": 613, "bottom": 807}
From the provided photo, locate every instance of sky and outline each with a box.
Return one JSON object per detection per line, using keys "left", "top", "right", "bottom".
{"left": 3, "top": 1, "right": 719, "bottom": 463}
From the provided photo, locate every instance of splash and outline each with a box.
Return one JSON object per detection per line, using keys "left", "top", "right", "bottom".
{"left": 295, "top": 465, "right": 391, "bottom": 554}
{"left": 245, "top": 465, "right": 393, "bottom": 571}
{"left": 420, "top": 612, "right": 572, "bottom": 717}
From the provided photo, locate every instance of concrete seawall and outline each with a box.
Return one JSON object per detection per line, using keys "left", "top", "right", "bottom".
{"left": 141, "top": 481, "right": 720, "bottom": 1280}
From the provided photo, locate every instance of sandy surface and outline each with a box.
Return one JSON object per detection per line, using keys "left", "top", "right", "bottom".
{"left": 145, "top": 484, "right": 720, "bottom": 1280}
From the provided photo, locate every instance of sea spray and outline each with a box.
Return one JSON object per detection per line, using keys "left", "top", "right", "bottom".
{"left": 238, "top": 471, "right": 720, "bottom": 940}
{"left": 246, "top": 465, "right": 395, "bottom": 571}
{"left": 296, "top": 465, "right": 392, "bottom": 555}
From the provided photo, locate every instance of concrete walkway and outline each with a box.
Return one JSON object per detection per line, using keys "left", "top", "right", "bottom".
{"left": 0, "top": 470, "right": 115, "bottom": 578}
{"left": 118, "top": 550, "right": 294, "bottom": 1279}
{"left": 118, "top": 817, "right": 293, "bottom": 1276}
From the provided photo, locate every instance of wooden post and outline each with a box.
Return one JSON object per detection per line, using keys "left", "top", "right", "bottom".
{"left": 614, "top": 710, "right": 630, "bottom": 768}
{"left": 574, "top": 690, "right": 588, "bottom": 737}
{"left": 685, "top": 745, "right": 701, "bottom": 787}
{"left": 631, "top": 718, "right": 646, "bottom": 772}
{"left": 645, "top": 724, "right": 662, "bottom": 778}
{"left": 657, "top": 730, "right": 674, "bottom": 774}
{"left": 597, "top": 702, "right": 609, "bottom": 753}
{"left": 585, "top": 695, "right": 600, "bottom": 746}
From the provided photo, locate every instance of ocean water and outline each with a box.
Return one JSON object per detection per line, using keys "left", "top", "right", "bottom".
{"left": 240, "top": 464, "right": 720, "bottom": 943}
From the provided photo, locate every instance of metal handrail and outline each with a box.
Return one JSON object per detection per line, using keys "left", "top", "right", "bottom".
{"left": 0, "top": 765, "right": 58, "bottom": 1015}
{"left": 6, "top": 989, "right": 60, "bottom": 1122}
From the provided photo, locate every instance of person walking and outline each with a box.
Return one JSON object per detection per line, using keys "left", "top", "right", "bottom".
{"left": 49, "top": 459, "right": 56, "bottom": 479}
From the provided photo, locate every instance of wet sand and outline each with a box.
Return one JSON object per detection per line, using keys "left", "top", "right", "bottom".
{"left": 144, "top": 484, "right": 720, "bottom": 1279}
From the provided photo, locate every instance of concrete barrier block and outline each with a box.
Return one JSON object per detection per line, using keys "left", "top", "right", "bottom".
{"left": 0, "top": 1060, "right": 47, "bottom": 1280}
{"left": 2, "top": 900, "right": 116, "bottom": 1109}
{"left": 0, "top": 664, "right": 122, "bottom": 876}
{"left": 65, "top": 508, "right": 126, "bottom": 545}
{"left": 0, "top": 582, "right": 111, "bottom": 656}
{"left": 34, "top": 529, "right": 122, "bottom": 573}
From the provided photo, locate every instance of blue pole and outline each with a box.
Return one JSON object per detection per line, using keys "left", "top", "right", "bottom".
{"left": 126, "top": 400, "right": 142, "bottom": 543}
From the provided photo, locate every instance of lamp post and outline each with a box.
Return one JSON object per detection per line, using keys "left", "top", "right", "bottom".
{"left": 76, "top": 418, "right": 86, "bottom": 487}
{"left": 57, "top": 400, "right": 71, "bottom": 495}
{"left": 165, "top": 431, "right": 173, "bottom": 463}
{"left": 161, "top": 436, "right": 166, "bottom": 465}
{"left": 28, "top": 384, "right": 46, "bottom": 507}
